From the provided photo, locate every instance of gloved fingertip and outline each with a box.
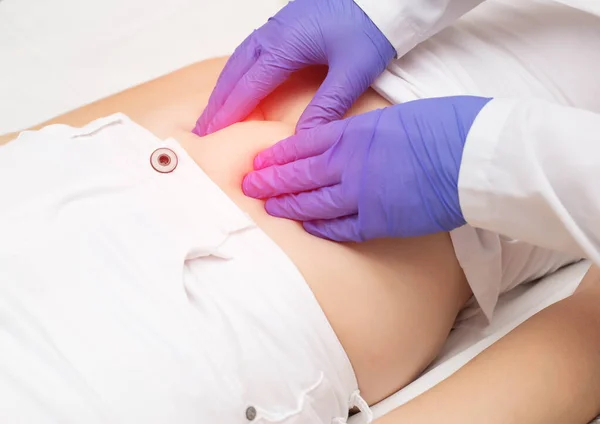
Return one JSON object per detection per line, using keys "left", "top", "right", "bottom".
{"left": 191, "top": 111, "right": 209, "bottom": 136}
{"left": 205, "top": 109, "right": 240, "bottom": 135}
{"left": 204, "top": 122, "right": 217, "bottom": 136}
{"left": 194, "top": 101, "right": 219, "bottom": 135}
{"left": 253, "top": 151, "right": 269, "bottom": 170}
{"left": 303, "top": 221, "right": 328, "bottom": 239}
{"left": 295, "top": 115, "right": 326, "bottom": 133}
{"left": 304, "top": 219, "right": 361, "bottom": 243}
{"left": 191, "top": 123, "right": 206, "bottom": 137}
{"left": 242, "top": 173, "right": 260, "bottom": 198}
{"left": 298, "top": 101, "right": 343, "bottom": 132}
{"left": 202, "top": 111, "right": 226, "bottom": 136}
{"left": 302, "top": 220, "right": 317, "bottom": 232}
{"left": 264, "top": 198, "right": 285, "bottom": 218}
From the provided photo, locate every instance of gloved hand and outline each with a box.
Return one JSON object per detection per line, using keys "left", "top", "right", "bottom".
{"left": 193, "top": 0, "right": 396, "bottom": 137}
{"left": 242, "top": 96, "right": 492, "bottom": 242}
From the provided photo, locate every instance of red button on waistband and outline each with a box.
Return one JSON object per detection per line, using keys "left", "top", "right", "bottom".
{"left": 150, "top": 148, "right": 177, "bottom": 173}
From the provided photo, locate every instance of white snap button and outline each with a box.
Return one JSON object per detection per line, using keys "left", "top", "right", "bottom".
{"left": 150, "top": 148, "right": 177, "bottom": 173}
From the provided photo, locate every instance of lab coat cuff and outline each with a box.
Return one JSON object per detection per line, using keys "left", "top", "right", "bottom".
{"left": 352, "top": 0, "right": 420, "bottom": 58}
{"left": 458, "top": 98, "right": 521, "bottom": 228}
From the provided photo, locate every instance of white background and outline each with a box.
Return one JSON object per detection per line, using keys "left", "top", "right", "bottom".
{"left": 0, "top": 0, "right": 284, "bottom": 133}
{"left": 1, "top": 0, "right": 597, "bottom": 134}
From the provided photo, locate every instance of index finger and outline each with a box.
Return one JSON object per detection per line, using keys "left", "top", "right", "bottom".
{"left": 193, "top": 35, "right": 260, "bottom": 136}
{"left": 203, "top": 54, "right": 298, "bottom": 135}
{"left": 242, "top": 153, "right": 338, "bottom": 199}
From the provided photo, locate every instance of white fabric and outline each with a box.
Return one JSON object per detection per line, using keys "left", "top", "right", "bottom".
{"left": 369, "top": 0, "right": 600, "bottom": 319}
{"left": 371, "top": 0, "right": 600, "bottom": 106}
{"left": 450, "top": 226, "right": 580, "bottom": 321}
{"left": 461, "top": 98, "right": 600, "bottom": 264}
{"left": 354, "top": 0, "right": 484, "bottom": 58}
{"left": 453, "top": 0, "right": 600, "bottom": 265}
{"left": 0, "top": 115, "right": 358, "bottom": 423}
{"left": 354, "top": 0, "right": 600, "bottom": 58}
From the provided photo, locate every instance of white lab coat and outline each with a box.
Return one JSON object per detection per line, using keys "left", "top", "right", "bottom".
{"left": 356, "top": 0, "right": 600, "bottom": 264}
{"left": 354, "top": 0, "right": 485, "bottom": 58}
{"left": 460, "top": 98, "right": 600, "bottom": 264}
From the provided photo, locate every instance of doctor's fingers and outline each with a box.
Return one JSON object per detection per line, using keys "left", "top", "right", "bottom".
{"left": 303, "top": 215, "right": 363, "bottom": 242}
{"left": 253, "top": 125, "right": 341, "bottom": 170}
{"left": 264, "top": 185, "right": 357, "bottom": 221}
{"left": 243, "top": 154, "right": 339, "bottom": 199}
{"left": 295, "top": 56, "right": 388, "bottom": 132}
{"left": 196, "top": 51, "right": 298, "bottom": 136}
{"left": 193, "top": 35, "right": 259, "bottom": 136}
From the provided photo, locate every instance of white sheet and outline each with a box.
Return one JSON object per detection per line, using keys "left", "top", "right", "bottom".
{"left": 1, "top": 0, "right": 597, "bottom": 422}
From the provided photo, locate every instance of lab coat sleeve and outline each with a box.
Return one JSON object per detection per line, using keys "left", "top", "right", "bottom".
{"left": 459, "top": 98, "right": 600, "bottom": 264}
{"left": 353, "top": 0, "right": 485, "bottom": 57}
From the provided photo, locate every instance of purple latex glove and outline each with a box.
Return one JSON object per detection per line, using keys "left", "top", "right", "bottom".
{"left": 193, "top": 0, "right": 395, "bottom": 136}
{"left": 242, "top": 96, "right": 492, "bottom": 242}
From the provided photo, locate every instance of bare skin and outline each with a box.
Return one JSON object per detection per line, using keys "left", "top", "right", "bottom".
{"left": 0, "top": 58, "right": 471, "bottom": 405}
{"left": 374, "top": 265, "right": 600, "bottom": 424}
{"left": 4, "top": 58, "right": 600, "bottom": 424}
